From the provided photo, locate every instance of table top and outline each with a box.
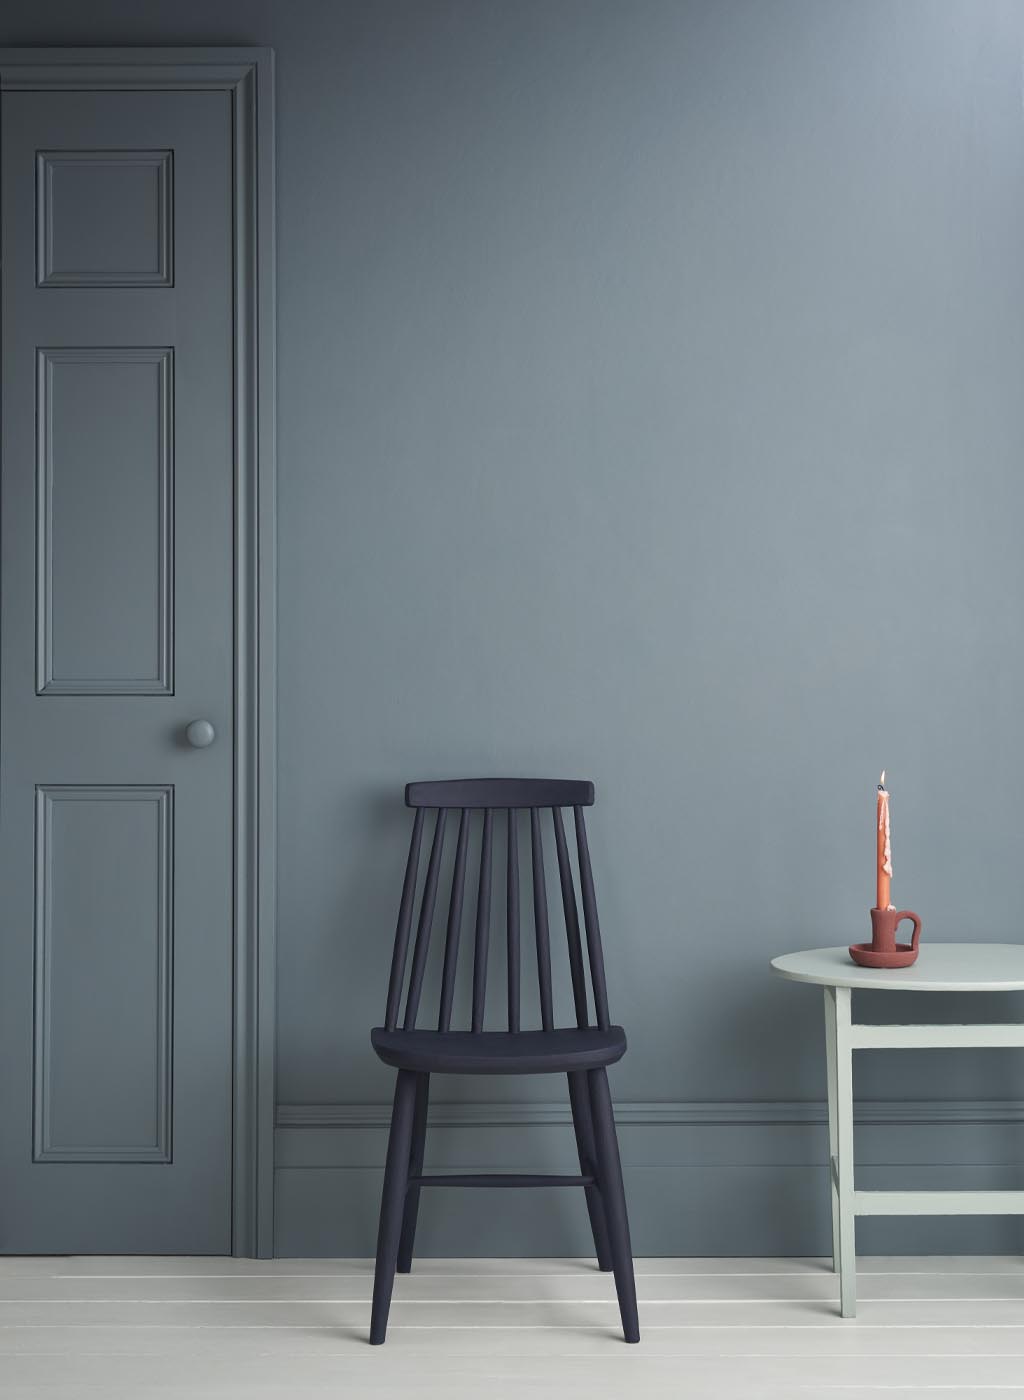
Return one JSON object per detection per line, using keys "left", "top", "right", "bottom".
{"left": 770, "top": 943, "right": 1024, "bottom": 992}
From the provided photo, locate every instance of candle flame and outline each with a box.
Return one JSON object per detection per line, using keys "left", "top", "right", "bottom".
{"left": 879, "top": 769, "right": 886, "bottom": 789}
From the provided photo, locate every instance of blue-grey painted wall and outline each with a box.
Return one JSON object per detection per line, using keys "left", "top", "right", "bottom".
{"left": 6, "top": 0, "right": 1024, "bottom": 1254}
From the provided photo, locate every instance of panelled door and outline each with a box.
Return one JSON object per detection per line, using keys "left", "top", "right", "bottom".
{"left": 0, "top": 87, "right": 236, "bottom": 1251}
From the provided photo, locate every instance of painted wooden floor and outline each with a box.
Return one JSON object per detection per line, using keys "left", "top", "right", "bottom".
{"left": 4, "top": 1256, "right": 1024, "bottom": 1398}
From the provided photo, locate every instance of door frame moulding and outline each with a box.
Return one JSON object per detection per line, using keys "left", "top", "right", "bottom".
{"left": 0, "top": 47, "right": 277, "bottom": 1258}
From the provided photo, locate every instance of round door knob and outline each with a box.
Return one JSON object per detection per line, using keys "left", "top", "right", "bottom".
{"left": 185, "top": 719, "right": 216, "bottom": 749}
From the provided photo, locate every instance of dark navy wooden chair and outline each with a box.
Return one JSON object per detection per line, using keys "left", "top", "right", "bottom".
{"left": 369, "top": 778, "right": 639, "bottom": 1345}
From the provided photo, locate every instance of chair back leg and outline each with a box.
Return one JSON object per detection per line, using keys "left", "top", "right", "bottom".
{"left": 370, "top": 1069, "right": 418, "bottom": 1344}
{"left": 567, "top": 1071, "right": 613, "bottom": 1271}
{"left": 587, "top": 1067, "right": 640, "bottom": 1343}
{"left": 397, "top": 1073, "right": 430, "bottom": 1273}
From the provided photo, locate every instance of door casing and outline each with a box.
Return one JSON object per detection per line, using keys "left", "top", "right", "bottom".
{"left": 0, "top": 47, "right": 277, "bottom": 1258}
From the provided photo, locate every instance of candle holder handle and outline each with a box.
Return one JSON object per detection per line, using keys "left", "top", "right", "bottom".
{"left": 893, "top": 910, "right": 922, "bottom": 953}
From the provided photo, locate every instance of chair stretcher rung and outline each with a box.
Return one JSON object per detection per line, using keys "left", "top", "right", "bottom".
{"left": 408, "top": 1173, "right": 594, "bottom": 1189}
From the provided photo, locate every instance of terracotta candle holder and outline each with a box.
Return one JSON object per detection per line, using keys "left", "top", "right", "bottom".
{"left": 849, "top": 908, "right": 923, "bottom": 969}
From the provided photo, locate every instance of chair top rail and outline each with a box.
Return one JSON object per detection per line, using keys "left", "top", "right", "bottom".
{"left": 406, "top": 777, "right": 594, "bottom": 809}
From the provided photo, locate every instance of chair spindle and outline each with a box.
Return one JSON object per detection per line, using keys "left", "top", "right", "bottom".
{"left": 402, "top": 808, "right": 447, "bottom": 1030}
{"left": 437, "top": 808, "right": 469, "bottom": 1032}
{"left": 552, "top": 806, "right": 588, "bottom": 1028}
{"left": 507, "top": 809, "right": 520, "bottom": 1032}
{"left": 574, "top": 805, "right": 610, "bottom": 1030}
{"left": 530, "top": 807, "right": 554, "bottom": 1031}
{"left": 385, "top": 806, "right": 425, "bottom": 1030}
{"left": 471, "top": 808, "right": 494, "bottom": 1031}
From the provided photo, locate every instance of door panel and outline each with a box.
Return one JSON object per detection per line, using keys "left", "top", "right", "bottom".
{"left": 38, "top": 346, "right": 173, "bottom": 693}
{"left": 37, "top": 148, "right": 174, "bottom": 288}
{"left": 0, "top": 89, "right": 235, "bottom": 1252}
{"left": 34, "top": 785, "right": 172, "bottom": 1163}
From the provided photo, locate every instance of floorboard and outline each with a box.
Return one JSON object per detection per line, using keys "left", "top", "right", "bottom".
{"left": 3, "top": 1257, "right": 1024, "bottom": 1396}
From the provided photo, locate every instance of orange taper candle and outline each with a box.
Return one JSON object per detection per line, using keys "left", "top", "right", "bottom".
{"left": 876, "top": 771, "right": 892, "bottom": 911}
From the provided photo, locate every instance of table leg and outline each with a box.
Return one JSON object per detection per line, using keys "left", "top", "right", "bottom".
{"left": 832, "top": 984, "right": 856, "bottom": 1317}
{"left": 823, "top": 987, "right": 840, "bottom": 1273}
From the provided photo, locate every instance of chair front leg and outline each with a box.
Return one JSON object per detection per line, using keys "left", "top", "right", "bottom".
{"left": 567, "top": 1071, "right": 613, "bottom": 1271}
{"left": 587, "top": 1067, "right": 640, "bottom": 1343}
{"left": 370, "top": 1069, "right": 418, "bottom": 1344}
{"left": 397, "top": 1072, "right": 430, "bottom": 1273}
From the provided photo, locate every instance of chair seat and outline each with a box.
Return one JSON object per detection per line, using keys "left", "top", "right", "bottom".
{"left": 370, "top": 1025, "right": 627, "bottom": 1075}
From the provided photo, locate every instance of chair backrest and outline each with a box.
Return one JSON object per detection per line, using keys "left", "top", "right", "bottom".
{"left": 384, "top": 778, "right": 611, "bottom": 1034}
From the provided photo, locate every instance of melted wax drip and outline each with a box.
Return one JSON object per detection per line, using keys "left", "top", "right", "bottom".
{"left": 878, "top": 791, "right": 892, "bottom": 877}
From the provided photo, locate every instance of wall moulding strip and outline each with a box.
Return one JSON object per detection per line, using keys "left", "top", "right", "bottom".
{"left": 275, "top": 1099, "right": 1024, "bottom": 1130}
